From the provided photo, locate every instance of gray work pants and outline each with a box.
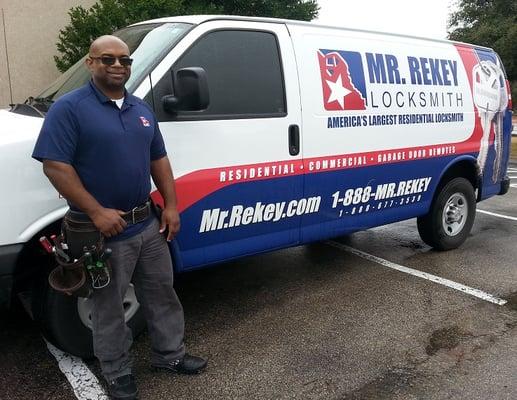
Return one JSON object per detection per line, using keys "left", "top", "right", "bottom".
{"left": 91, "top": 217, "right": 185, "bottom": 380}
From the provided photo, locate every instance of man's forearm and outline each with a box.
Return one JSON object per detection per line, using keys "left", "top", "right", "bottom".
{"left": 43, "top": 160, "right": 102, "bottom": 216}
{"left": 150, "top": 156, "right": 178, "bottom": 209}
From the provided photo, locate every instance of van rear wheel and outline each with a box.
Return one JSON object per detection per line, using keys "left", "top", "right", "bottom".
{"left": 417, "top": 177, "right": 476, "bottom": 251}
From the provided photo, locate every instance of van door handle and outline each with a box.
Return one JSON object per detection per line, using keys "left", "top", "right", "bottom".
{"left": 288, "top": 124, "right": 300, "bottom": 156}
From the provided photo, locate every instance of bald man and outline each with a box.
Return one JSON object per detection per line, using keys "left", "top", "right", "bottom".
{"left": 32, "top": 36, "right": 206, "bottom": 400}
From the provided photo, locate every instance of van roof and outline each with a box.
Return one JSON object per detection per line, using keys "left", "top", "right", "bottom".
{"left": 131, "top": 14, "right": 493, "bottom": 52}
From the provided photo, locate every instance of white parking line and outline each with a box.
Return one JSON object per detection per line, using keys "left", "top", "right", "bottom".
{"left": 326, "top": 241, "right": 507, "bottom": 306}
{"left": 477, "top": 209, "right": 517, "bottom": 221}
{"left": 46, "top": 340, "right": 108, "bottom": 400}
{"left": 510, "top": 184, "right": 517, "bottom": 189}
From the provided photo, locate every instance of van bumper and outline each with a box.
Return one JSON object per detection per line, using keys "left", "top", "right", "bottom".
{"left": 499, "top": 176, "right": 510, "bottom": 195}
{"left": 0, "top": 243, "right": 23, "bottom": 308}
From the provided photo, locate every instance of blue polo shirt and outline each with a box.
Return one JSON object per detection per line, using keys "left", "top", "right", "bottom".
{"left": 32, "top": 81, "right": 167, "bottom": 240}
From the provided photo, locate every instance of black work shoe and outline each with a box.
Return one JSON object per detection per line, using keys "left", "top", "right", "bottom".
{"left": 107, "top": 374, "right": 138, "bottom": 400}
{"left": 153, "top": 353, "right": 208, "bottom": 375}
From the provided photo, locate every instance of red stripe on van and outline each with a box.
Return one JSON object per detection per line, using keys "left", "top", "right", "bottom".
{"left": 153, "top": 141, "right": 479, "bottom": 213}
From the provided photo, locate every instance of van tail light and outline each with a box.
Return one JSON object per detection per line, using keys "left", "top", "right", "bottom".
{"left": 505, "top": 79, "right": 512, "bottom": 110}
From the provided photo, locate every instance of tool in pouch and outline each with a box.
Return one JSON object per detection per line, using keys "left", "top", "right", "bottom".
{"left": 40, "top": 233, "right": 92, "bottom": 297}
{"left": 83, "top": 245, "right": 112, "bottom": 289}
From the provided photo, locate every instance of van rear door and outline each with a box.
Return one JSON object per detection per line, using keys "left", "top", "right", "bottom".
{"left": 145, "top": 21, "right": 304, "bottom": 270}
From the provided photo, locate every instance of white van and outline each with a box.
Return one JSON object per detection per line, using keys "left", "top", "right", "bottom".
{"left": 0, "top": 15, "right": 512, "bottom": 356}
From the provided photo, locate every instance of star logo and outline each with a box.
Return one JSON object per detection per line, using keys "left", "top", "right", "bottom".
{"left": 318, "top": 50, "right": 367, "bottom": 111}
{"left": 326, "top": 75, "right": 352, "bottom": 109}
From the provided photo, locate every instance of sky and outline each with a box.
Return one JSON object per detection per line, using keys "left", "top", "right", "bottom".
{"left": 315, "top": 0, "right": 456, "bottom": 40}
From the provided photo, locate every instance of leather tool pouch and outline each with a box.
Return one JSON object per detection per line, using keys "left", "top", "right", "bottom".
{"left": 48, "top": 245, "right": 91, "bottom": 298}
{"left": 62, "top": 210, "right": 103, "bottom": 260}
{"left": 47, "top": 211, "right": 112, "bottom": 297}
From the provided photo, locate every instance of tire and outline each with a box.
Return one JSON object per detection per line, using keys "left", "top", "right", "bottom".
{"left": 417, "top": 177, "right": 476, "bottom": 251}
{"left": 33, "top": 278, "right": 145, "bottom": 359}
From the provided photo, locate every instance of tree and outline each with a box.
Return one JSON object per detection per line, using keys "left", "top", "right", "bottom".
{"left": 55, "top": 0, "right": 319, "bottom": 72}
{"left": 201, "top": 0, "right": 320, "bottom": 20}
{"left": 448, "top": 0, "right": 517, "bottom": 109}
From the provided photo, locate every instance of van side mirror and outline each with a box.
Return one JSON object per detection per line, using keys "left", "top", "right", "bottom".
{"left": 162, "top": 67, "right": 209, "bottom": 113}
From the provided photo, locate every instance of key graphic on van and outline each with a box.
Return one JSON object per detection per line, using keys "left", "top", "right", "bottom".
{"left": 472, "top": 60, "right": 506, "bottom": 180}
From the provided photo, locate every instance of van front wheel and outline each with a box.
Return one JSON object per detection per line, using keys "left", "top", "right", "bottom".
{"left": 33, "top": 279, "right": 145, "bottom": 358}
{"left": 417, "top": 177, "right": 476, "bottom": 251}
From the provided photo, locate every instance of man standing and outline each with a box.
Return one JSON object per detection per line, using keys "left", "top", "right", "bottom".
{"left": 32, "top": 35, "right": 206, "bottom": 400}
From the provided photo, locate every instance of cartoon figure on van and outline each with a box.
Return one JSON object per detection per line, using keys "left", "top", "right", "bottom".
{"left": 472, "top": 59, "right": 508, "bottom": 183}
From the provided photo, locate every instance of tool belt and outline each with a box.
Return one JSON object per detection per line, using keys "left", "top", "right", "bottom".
{"left": 63, "top": 200, "right": 152, "bottom": 256}
{"left": 46, "top": 200, "right": 152, "bottom": 297}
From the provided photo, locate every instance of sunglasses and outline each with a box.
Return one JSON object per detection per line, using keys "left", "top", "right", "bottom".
{"left": 89, "top": 55, "right": 134, "bottom": 67}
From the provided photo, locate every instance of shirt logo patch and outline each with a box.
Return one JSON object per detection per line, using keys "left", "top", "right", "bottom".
{"left": 139, "top": 116, "right": 151, "bottom": 127}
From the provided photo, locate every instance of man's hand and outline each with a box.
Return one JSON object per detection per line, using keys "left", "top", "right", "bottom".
{"left": 150, "top": 156, "right": 180, "bottom": 242}
{"left": 160, "top": 206, "right": 180, "bottom": 242}
{"left": 90, "top": 207, "right": 127, "bottom": 238}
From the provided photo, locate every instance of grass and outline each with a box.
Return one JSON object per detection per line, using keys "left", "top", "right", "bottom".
{"left": 512, "top": 135, "right": 517, "bottom": 161}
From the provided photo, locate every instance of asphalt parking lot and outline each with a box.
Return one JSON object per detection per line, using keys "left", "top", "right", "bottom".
{"left": 1, "top": 162, "right": 517, "bottom": 400}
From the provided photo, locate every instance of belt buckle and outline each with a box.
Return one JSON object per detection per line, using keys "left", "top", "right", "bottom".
{"left": 130, "top": 206, "right": 138, "bottom": 224}
{"left": 130, "top": 202, "right": 149, "bottom": 224}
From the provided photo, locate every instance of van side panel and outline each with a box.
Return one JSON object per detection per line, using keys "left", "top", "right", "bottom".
{"left": 286, "top": 25, "right": 510, "bottom": 243}
{"left": 152, "top": 21, "right": 305, "bottom": 270}
{"left": 151, "top": 20, "right": 510, "bottom": 270}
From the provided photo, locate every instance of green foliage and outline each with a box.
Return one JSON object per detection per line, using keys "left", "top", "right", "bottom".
{"left": 54, "top": 0, "right": 319, "bottom": 72}
{"left": 202, "top": 0, "right": 319, "bottom": 20}
{"left": 448, "top": 0, "right": 516, "bottom": 108}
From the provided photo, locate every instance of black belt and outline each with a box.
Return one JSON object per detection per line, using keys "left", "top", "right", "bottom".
{"left": 65, "top": 200, "right": 152, "bottom": 230}
{"left": 121, "top": 201, "right": 152, "bottom": 225}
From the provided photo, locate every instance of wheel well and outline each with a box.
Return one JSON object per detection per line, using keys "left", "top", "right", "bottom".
{"left": 12, "top": 220, "right": 62, "bottom": 296}
{"left": 437, "top": 160, "right": 479, "bottom": 197}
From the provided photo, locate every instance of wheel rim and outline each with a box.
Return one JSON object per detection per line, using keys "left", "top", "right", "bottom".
{"left": 77, "top": 284, "right": 140, "bottom": 330}
{"left": 442, "top": 192, "right": 468, "bottom": 236}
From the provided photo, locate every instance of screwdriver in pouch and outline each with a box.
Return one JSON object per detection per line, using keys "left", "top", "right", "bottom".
{"left": 84, "top": 251, "right": 94, "bottom": 270}
{"left": 93, "top": 248, "right": 112, "bottom": 270}
{"left": 100, "top": 247, "right": 112, "bottom": 262}
{"left": 50, "top": 234, "right": 70, "bottom": 262}
{"left": 39, "top": 236, "right": 53, "bottom": 254}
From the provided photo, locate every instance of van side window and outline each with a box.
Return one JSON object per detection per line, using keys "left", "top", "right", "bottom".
{"left": 154, "top": 30, "right": 286, "bottom": 121}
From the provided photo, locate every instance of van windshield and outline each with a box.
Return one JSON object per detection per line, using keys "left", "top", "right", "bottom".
{"left": 35, "top": 22, "right": 192, "bottom": 106}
